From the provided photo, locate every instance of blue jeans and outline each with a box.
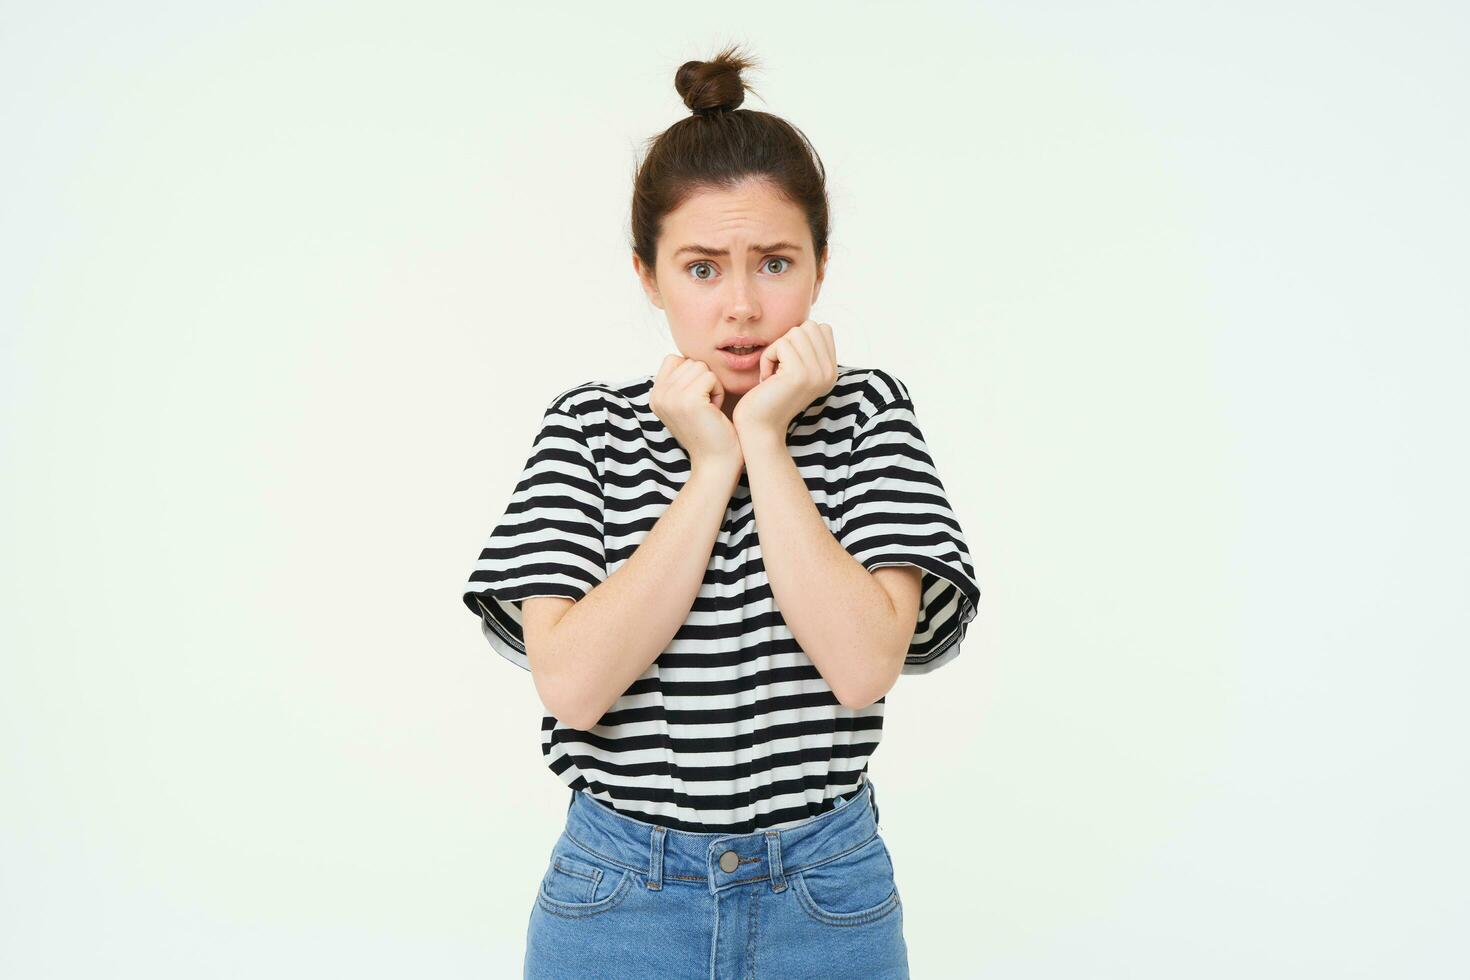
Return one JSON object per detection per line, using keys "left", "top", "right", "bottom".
{"left": 524, "top": 775, "right": 910, "bottom": 978}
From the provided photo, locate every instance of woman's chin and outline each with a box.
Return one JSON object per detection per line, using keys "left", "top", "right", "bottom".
{"left": 719, "top": 371, "right": 761, "bottom": 392}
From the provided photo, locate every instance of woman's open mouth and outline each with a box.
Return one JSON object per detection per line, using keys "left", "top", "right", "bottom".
{"left": 719, "top": 345, "right": 764, "bottom": 369}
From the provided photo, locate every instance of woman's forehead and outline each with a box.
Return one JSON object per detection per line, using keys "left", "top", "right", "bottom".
{"left": 661, "top": 184, "right": 809, "bottom": 252}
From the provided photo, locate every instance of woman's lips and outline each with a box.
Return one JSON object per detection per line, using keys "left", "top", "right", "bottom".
{"left": 719, "top": 346, "right": 764, "bottom": 369}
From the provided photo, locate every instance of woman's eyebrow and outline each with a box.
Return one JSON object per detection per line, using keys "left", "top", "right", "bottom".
{"left": 673, "top": 240, "right": 804, "bottom": 258}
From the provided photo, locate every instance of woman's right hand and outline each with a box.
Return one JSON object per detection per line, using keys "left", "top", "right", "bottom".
{"left": 650, "top": 354, "right": 743, "bottom": 475}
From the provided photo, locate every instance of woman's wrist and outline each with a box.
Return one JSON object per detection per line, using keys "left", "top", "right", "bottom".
{"left": 688, "top": 454, "right": 743, "bottom": 492}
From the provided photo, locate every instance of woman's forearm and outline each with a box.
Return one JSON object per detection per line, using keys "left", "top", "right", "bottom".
{"left": 537, "top": 461, "right": 740, "bottom": 730}
{"left": 739, "top": 429, "right": 909, "bottom": 708}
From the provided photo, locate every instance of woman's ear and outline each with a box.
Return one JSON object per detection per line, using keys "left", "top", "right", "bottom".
{"left": 633, "top": 252, "right": 664, "bottom": 310}
{"left": 811, "top": 245, "right": 829, "bottom": 304}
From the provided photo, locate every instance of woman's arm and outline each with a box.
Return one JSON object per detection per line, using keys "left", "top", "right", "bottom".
{"left": 521, "top": 460, "right": 741, "bottom": 730}
{"left": 739, "top": 428, "right": 922, "bottom": 708}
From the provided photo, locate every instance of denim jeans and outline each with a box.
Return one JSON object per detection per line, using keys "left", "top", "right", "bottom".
{"left": 524, "top": 775, "right": 909, "bottom": 978}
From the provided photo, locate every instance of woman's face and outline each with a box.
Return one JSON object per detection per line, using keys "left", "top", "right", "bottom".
{"left": 633, "top": 178, "right": 827, "bottom": 400}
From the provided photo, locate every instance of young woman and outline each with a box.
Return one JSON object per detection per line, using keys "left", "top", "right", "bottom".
{"left": 461, "top": 44, "right": 981, "bottom": 979}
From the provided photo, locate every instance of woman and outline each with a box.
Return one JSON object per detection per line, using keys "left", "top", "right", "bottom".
{"left": 461, "top": 44, "right": 981, "bottom": 979}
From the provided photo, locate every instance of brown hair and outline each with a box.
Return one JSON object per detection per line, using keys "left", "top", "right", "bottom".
{"left": 630, "top": 43, "right": 831, "bottom": 279}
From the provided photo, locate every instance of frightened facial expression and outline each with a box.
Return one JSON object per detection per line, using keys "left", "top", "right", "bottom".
{"left": 634, "top": 178, "right": 827, "bottom": 393}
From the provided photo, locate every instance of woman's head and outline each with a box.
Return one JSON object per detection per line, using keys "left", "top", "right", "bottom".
{"left": 631, "top": 44, "right": 831, "bottom": 396}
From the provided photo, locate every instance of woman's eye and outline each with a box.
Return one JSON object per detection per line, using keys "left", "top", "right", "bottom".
{"left": 687, "top": 256, "right": 790, "bottom": 281}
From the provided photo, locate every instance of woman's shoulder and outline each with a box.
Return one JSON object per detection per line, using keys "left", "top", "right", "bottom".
{"left": 536, "top": 375, "right": 662, "bottom": 451}
{"left": 833, "top": 364, "right": 912, "bottom": 425}
{"left": 542, "top": 373, "right": 651, "bottom": 416}
{"left": 837, "top": 364, "right": 907, "bottom": 395}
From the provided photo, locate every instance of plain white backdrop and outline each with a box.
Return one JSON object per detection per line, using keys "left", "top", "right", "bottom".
{"left": 3, "top": 2, "right": 1466, "bottom": 976}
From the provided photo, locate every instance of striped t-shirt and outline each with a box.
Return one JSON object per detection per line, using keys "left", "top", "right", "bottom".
{"left": 461, "top": 364, "right": 981, "bottom": 833}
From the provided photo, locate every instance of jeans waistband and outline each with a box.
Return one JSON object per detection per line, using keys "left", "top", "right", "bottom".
{"left": 560, "top": 776, "right": 883, "bottom": 897}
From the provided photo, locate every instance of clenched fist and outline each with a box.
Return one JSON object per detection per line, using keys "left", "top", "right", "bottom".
{"left": 649, "top": 354, "right": 744, "bottom": 475}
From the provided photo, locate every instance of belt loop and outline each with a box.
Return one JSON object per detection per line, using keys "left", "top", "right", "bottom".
{"left": 567, "top": 788, "right": 576, "bottom": 812}
{"left": 764, "top": 831, "right": 787, "bottom": 893}
{"left": 647, "top": 826, "right": 666, "bottom": 891}
{"left": 869, "top": 779, "right": 881, "bottom": 828}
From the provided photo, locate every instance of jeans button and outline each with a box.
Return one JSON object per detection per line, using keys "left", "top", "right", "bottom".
{"left": 719, "top": 850, "right": 739, "bottom": 873}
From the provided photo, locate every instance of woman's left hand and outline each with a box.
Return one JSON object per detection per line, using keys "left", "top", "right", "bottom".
{"left": 732, "top": 320, "right": 839, "bottom": 440}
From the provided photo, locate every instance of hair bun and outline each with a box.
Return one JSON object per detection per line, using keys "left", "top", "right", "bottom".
{"left": 675, "top": 43, "right": 759, "bottom": 115}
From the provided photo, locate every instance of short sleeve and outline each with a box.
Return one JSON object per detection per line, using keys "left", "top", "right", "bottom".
{"left": 838, "top": 372, "right": 982, "bottom": 675}
{"left": 461, "top": 389, "right": 607, "bottom": 672}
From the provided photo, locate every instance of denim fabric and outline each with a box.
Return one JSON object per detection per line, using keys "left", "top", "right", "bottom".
{"left": 524, "top": 776, "right": 909, "bottom": 978}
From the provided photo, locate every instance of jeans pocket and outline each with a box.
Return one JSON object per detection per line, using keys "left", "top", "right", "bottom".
{"left": 536, "top": 839, "right": 636, "bottom": 919}
{"left": 793, "top": 834, "right": 902, "bottom": 926}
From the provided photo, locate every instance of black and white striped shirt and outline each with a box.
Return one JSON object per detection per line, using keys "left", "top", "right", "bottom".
{"left": 461, "top": 365, "right": 981, "bottom": 833}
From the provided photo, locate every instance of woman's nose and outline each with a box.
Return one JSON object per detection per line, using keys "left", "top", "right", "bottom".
{"left": 725, "top": 275, "right": 759, "bottom": 319}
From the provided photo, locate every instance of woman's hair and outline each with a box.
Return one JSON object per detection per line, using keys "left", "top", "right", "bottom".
{"left": 631, "top": 43, "right": 830, "bottom": 278}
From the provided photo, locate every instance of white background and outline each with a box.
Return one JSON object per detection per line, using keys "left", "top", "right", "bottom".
{"left": 3, "top": 1, "right": 1466, "bottom": 976}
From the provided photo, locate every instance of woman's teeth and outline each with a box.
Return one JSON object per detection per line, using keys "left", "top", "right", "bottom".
{"left": 727, "top": 346, "right": 759, "bottom": 354}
